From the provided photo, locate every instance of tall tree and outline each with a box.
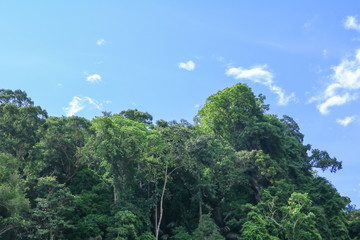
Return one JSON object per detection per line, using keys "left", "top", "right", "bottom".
{"left": 31, "top": 176, "right": 75, "bottom": 240}
{"left": 197, "top": 83, "right": 263, "bottom": 151}
{"left": 0, "top": 153, "right": 29, "bottom": 238}
{"left": 0, "top": 89, "right": 47, "bottom": 162}
{"left": 119, "top": 109, "right": 153, "bottom": 125}
{"left": 89, "top": 115, "right": 148, "bottom": 204}
{"left": 29, "top": 116, "right": 91, "bottom": 183}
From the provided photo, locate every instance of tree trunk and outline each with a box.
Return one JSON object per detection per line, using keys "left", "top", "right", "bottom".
{"left": 155, "top": 164, "right": 168, "bottom": 240}
{"left": 199, "top": 197, "right": 202, "bottom": 220}
{"left": 154, "top": 181, "right": 158, "bottom": 238}
{"left": 50, "top": 229, "right": 54, "bottom": 240}
{"left": 113, "top": 183, "right": 117, "bottom": 204}
{"left": 148, "top": 166, "right": 151, "bottom": 199}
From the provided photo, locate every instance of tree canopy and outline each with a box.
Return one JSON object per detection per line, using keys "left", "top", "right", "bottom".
{"left": 0, "top": 84, "right": 356, "bottom": 240}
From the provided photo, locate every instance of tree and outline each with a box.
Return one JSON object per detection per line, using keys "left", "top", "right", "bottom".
{"left": 0, "top": 153, "right": 29, "bottom": 237}
{"left": 149, "top": 122, "right": 193, "bottom": 239}
{"left": 31, "top": 176, "right": 75, "bottom": 240}
{"left": 192, "top": 214, "right": 225, "bottom": 240}
{"left": 119, "top": 109, "right": 153, "bottom": 125}
{"left": 0, "top": 89, "right": 34, "bottom": 107}
{"left": 308, "top": 149, "right": 342, "bottom": 173}
{"left": 197, "top": 83, "right": 263, "bottom": 151}
{"left": 29, "top": 116, "right": 91, "bottom": 183}
{"left": 106, "top": 210, "right": 142, "bottom": 240}
{"left": 242, "top": 187, "right": 321, "bottom": 240}
{"left": 89, "top": 115, "right": 148, "bottom": 204}
{"left": 0, "top": 99, "right": 47, "bottom": 162}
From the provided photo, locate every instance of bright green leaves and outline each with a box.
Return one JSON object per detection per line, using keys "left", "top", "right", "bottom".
{"left": 197, "top": 83, "right": 263, "bottom": 151}
{"left": 281, "top": 192, "right": 320, "bottom": 240}
{"left": 107, "top": 210, "right": 143, "bottom": 240}
{"left": 32, "top": 176, "right": 75, "bottom": 239}
{"left": 197, "top": 84, "right": 284, "bottom": 161}
{"left": 90, "top": 115, "right": 149, "bottom": 203}
{"left": 0, "top": 87, "right": 353, "bottom": 239}
{"left": 242, "top": 189, "right": 321, "bottom": 240}
{"left": 0, "top": 153, "right": 29, "bottom": 237}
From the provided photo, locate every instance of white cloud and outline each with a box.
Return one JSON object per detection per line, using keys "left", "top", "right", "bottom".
{"left": 63, "top": 96, "right": 102, "bottom": 117}
{"left": 86, "top": 73, "right": 102, "bottom": 83}
{"left": 97, "top": 39, "right": 105, "bottom": 45}
{"left": 303, "top": 16, "right": 318, "bottom": 30}
{"left": 194, "top": 103, "right": 201, "bottom": 109}
{"left": 178, "top": 60, "right": 195, "bottom": 71}
{"left": 336, "top": 116, "right": 357, "bottom": 126}
{"left": 225, "top": 65, "right": 295, "bottom": 105}
{"left": 312, "top": 49, "right": 360, "bottom": 114}
{"left": 323, "top": 49, "right": 327, "bottom": 57}
{"left": 345, "top": 16, "right": 360, "bottom": 32}
{"left": 317, "top": 93, "right": 357, "bottom": 114}
{"left": 57, "top": 83, "right": 62, "bottom": 87}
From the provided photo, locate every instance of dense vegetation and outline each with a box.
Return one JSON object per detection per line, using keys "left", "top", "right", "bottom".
{"left": 1, "top": 84, "right": 360, "bottom": 239}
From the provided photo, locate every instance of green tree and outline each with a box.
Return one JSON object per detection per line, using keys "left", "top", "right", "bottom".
{"left": 0, "top": 153, "right": 29, "bottom": 237}
{"left": 29, "top": 116, "right": 91, "bottom": 183}
{"left": 0, "top": 91, "right": 47, "bottom": 161}
{"left": 197, "top": 83, "right": 263, "bottom": 151}
{"left": 192, "top": 214, "right": 225, "bottom": 240}
{"left": 107, "top": 210, "right": 142, "bottom": 240}
{"left": 119, "top": 109, "right": 153, "bottom": 125}
{"left": 31, "top": 176, "right": 75, "bottom": 240}
{"left": 89, "top": 115, "right": 149, "bottom": 207}
{"left": 242, "top": 188, "right": 321, "bottom": 240}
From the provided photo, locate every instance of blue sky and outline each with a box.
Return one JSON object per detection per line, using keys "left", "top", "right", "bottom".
{"left": 1, "top": 1, "right": 360, "bottom": 206}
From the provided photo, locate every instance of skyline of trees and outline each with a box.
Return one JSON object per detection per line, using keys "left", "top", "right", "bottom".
{"left": 0, "top": 85, "right": 359, "bottom": 239}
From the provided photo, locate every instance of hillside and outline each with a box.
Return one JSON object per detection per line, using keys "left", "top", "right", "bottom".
{"left": 0, "top": 84, "right": 359, "bottom": 240}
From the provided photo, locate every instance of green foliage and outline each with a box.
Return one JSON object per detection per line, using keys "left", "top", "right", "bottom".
{"left": 197, "top": 83, "right": 263, "bottom": 151}
{"left": 31, "top": 176, "right": 75, "bottom": 239}
{"left": 242, "top": 191, "right": 321, "bottom": 240}
{"left": 119, "top": 109, "right": 153, "bottom": 125}
{"left": 106, "top": 210, "right": 143, "bottom": 240}
{"left": 192, "top": 214, "right": 225, "bottom": 240}
{"left": 0, "top": 153, "right": 29, "bottom": 237}
{"left": 241, "top": 210, "right": 279, "bottom": 240}
{"left": 29, "top": 116, "right": 91, "bottom": 183}
{"left": 0, "top": 89, "right": 34, "bottom": 107}
{"left": 0, "top": 87, "right": 354, "bottom": 240}
{"left": 171, "top": 226, "right": 192, "bottom": 240}
{"left": 309, "top": 149, "right": 342, "bottom": 173}
{"left": 0, "top": 99, "right": 47, "bottom": 161}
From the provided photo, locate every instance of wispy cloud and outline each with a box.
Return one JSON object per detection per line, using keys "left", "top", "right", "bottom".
{"left": 336, "top": 116, "right": 357, "bottom": 126}
{"left": 323, "top": 49, "right": 328, "bottom": 58}
{"left": 97, "top": 39, "right": 105, "bottom": 45}
{"left": 63, "top": 96, "right": 102, "bottom": 117}
{"left": 310, "top": 49, "right": 360, "bottom": 114}
{"left": 317, "top": 94, "right": 356, "bottom": 114}
{"left": 345, "top": 16, "right": 360, "bottom": 32}
{"left": 225, "top": 65, "right": 295, "bottom": 105}
{"left": 86, "top": 73, "right": 102, "bottom": 83}
{"left": 57, "top": 83, "right": 62, "bottom": 87}
{"left": 178, "top": 60, "right": 195, "bottom": 71}
{"left": 303, "top": 16, "right": 318, "bottom": 30}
